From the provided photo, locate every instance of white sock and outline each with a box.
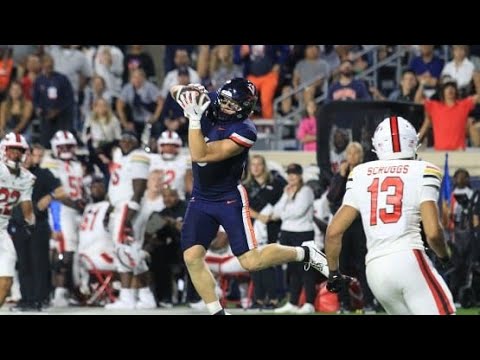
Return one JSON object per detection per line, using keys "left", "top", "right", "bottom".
{"left": 138, "top": 287, "right": 155, "bottom": 302}
{"left": 54, "top": 287, "right": 68, "bottom": 298}
{"left": 295, "top": 247, "right": 305, "bottom": 261}
{"left": 120, "top": 288, "right": 136, "bottom": 303}
{"left": 206, "top": 300, "right": 223, "bottom": 315}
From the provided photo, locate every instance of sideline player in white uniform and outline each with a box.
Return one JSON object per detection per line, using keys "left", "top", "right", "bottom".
{"left": 78, "top": 178, "right": 115, "bottom": 273}
{"left": 135, "top": 169, "right": 165, "bottom": 249}
{"left": 77, "top": 178, "right": 115, "bottom": 299}
{"left": 149, "top": 130, "right": 193, "bottom": 200}
{"left": 325, "top": 116, "right": 455, "bottom": 315}
{"left": 105, "top": 130, "right": 156, "bottom": 309}
{"left": 0, "top": 133, "right": 35, "bottom": 306}
{"left": 205, "top": 226, "right": 245, "bottom": 274}
{"left": 42, "top": 130, "right": 85, "bottom": 306}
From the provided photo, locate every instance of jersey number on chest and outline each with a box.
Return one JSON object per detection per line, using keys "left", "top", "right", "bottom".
{"left": 0, "top": 188, "right": 21, "bottom": 216}
{"left": 367, "top": 176, "right": 404, "bottom": 226}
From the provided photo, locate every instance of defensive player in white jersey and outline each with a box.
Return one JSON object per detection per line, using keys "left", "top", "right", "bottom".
{"left": 78, "top": 178, "right": 115, "bottom": 273}
{"left": 105, "top": 130, "right": 158, "bottom": 309}
{"left": 149, "top": 130, "right": 193, "bottom": 200}
{"left": 0, "top": 133, "right": 36, "bottom": 306}
{"left": 325, "top": 116, "right": 455, "bottom": 315}
{"left": 42, "top": 130, "right": 85, "bottom": 306}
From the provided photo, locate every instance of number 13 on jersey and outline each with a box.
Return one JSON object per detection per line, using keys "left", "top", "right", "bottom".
{"left": 367, "top": 176, "right": 404, "bottom": 226}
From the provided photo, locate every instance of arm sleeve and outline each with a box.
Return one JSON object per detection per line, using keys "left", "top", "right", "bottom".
{"left": 420, "top": 186, "right": 440, "bottom": 203}
{"left": 341, "top": 171, "right": 359, "bottom": 210}
{"left": 229, "top": 124, "right": 257, "bottom": 148}
{"left": 421, "top": 163, "right": 442, "bottom": 203}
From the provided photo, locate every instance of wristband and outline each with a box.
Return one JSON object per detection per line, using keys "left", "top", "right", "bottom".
{"left": 188, "top": 118, "right": 201, "bottom": 130}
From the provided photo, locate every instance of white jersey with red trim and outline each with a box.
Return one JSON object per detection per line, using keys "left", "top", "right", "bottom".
{"left": 41, "top": 157, "right": 84, "bottom": 201}
{"left": 78, "top": 201, "right": 112, "bottom": 254}
{"left": 149, "top": 153, "right": 191, "bottom": 199}
{"left": 342, "top": 159, "right": 442, "bottom": 263}
{"left": 0, "top": 163, "right": 35, "bottom": 229}
{"left": 108, "top": 148, "right": 150, "bottom": 208}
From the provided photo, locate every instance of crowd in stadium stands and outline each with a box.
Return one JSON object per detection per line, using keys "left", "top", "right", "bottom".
{"left": 1, "top": 45, "right": 480, "bottom": 313}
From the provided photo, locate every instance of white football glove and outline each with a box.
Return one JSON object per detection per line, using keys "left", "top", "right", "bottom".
{"left": 177, "top": 90, "right": 211, "bottom": 129}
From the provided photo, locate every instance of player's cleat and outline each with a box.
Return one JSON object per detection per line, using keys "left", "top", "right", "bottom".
{"left": 52, "top": 287, "right": 70, "bottom": 308}
{"left": 136, "top": 289, "right": 157, "bottom": 309}
{"left": 296, "top": 302, "right": 315, "bottom": 314}
{"left": 303, "top": 243, "right": 329, "bottom": 277}
{"left": 274, "top": 302, "right": 299, "bottom": 314}
{"left": 52, "top": 296, "right": 69, "bottom": 308}
{"left": 135, "top": 299, "right": 157, "bottom": 310}
{"left": 105, "top": 299, "right": 136, "bottom": 310}
{"left": 189, "top": 300, "right": 206, "bottom": 311}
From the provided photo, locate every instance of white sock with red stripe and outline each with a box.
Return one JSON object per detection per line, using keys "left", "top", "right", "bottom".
{"left": 206, "top": 300, "right": 223, "bottom": 315}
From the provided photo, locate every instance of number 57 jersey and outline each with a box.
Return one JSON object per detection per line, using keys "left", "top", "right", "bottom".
{"left": 342, "top": 159, "right": 442, "bottom": 263}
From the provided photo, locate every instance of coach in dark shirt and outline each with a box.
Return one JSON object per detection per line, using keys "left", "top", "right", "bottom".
{"left": 146, "top": 187, "right": 187, "bottom": 306}
{"left": 10, "top": 144, "right": 63, "bottom": 311}
{"left": 326, "top": 142, "right": 375, "bottom": 312}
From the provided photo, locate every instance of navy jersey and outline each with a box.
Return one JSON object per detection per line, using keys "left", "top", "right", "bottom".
{"left": 191, "top": 93, "right": 257, "bottom": 201}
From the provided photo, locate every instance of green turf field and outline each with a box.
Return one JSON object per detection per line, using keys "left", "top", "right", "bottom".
{"left": 456, "top": 308, "right": 480, "bottom": 315}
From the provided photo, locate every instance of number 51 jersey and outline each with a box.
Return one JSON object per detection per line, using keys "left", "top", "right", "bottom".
{"left": 342, "top": 159, "right": 442, "bottom": 263}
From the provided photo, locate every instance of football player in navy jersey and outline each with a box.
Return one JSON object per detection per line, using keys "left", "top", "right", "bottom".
{"left": 172, "top": 78, "right": 328, "bottom": 315}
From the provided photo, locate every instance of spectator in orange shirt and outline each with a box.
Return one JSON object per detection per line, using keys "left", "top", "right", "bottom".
{"left": 417, "top": 78, "right": 479, "bottom": 150}
{"left": 234, "top": 45, "right": 289, "bottom": 119}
